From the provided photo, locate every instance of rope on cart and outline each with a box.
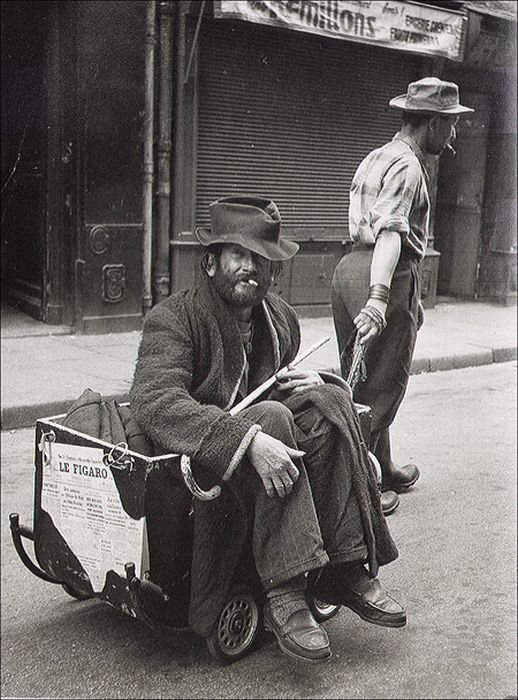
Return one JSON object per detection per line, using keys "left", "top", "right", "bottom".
{"left": 346, "top": 334, "right": 367, "bottom": 392}
{"left": 103, "top": 441, "right": 135, "bottom": 471}
{"left": 38, "top": 430, "right": 56, "bottom": 467}
{"left": 344, "top": 338, "right": 381, "bottom": 486}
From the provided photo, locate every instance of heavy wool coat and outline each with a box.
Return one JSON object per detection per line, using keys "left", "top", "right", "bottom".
{"left": 129, "top": 275, "right": 303, "bottom": 636}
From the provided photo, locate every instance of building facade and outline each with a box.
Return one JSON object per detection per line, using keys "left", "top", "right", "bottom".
{"left": 1, "top": 0, "right": 516, "bottom": 333}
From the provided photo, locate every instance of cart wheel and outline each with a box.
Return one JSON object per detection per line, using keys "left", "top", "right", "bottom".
{"left": 61, "top": 583, "right": 94, "bottom": 601}
{"left": 206, "top": 587, "right": 261, "bottom": 664}
{"left": 308, "top": 596, "right": 341, "bottom": 624}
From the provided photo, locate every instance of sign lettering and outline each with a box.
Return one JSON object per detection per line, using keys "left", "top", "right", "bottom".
{"left": 214, "top": 0, "right": 467, "bottom": 62}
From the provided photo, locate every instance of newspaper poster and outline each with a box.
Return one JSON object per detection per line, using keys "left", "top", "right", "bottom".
{"left": 40, "top": 442, "right": 146, "bottom": 592}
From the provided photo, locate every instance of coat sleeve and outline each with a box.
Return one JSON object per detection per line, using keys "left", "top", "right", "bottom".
{"left": 129, "top": 302, "right": 260, "bottom": 481}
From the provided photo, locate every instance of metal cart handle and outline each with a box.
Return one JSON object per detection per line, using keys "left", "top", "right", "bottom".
{"left": 9, "top": 513, "right": 64, "bottom": 584}
{"left": 180, "top": 455, "right": 221, "bottom": 501}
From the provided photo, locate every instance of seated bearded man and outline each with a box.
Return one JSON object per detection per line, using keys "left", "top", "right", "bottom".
{"left": 129, "top": 195, "right": 405, "bottom": 663}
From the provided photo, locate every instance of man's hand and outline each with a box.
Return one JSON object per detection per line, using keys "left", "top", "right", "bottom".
{"left": 247, "top": 431, "right": 304, "bottom": 498}
{"left": 354, "top": 299, "right": 387, "bottom": 345}
{"left": 272, "top": 368, "right": 324, "bottom": 397}
{"left": 355, "top": 228, "right": 401, "bottom": 345}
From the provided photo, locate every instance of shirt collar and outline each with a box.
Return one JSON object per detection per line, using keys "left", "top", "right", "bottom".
{"left": 393, "top": 131, "right": 431, "bottom": 182}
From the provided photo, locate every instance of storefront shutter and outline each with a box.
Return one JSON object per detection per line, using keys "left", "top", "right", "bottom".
{"left": 196, "top": 18, "right": 420, "bottom": 240}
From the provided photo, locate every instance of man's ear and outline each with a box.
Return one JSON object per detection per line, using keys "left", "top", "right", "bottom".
{"left": 205, "top": 253, "right": 216, "bottom": 277}
{"left": 428, "top": 115, "right": 438, "bottom": 133}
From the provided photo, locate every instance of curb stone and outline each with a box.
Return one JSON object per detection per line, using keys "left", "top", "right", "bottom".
{"left": 3, "top": 346, "right": 516, "bottom": 431}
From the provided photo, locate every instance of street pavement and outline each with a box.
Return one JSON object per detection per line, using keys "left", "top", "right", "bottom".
{"left": 1, "top": 297, "right": 516, "bottom": 429}
{"left": 1, "top": 300, "right": 516, "bottom": 698}
{"left": 2, "top": 362, "right": 516, "bottom": 698}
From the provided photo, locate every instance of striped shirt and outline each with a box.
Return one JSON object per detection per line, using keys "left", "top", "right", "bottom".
{"left": 349, "top": 132, "right": 431, "bottom": 261}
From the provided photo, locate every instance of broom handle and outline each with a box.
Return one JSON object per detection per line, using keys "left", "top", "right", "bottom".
{"left": 229, "top": 336, "right": 330, "bottom": 416}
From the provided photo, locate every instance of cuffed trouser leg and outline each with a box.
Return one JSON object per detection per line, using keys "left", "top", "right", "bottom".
{"left": 236, "top": 401, "right": 328, "bottom": 592}
{"left": 371, "top": 427, "right": 392, "bottom": 474}
{"left": 237, "top": 390, "right": 371, "bottom": 591}
{"left": 284, "top": 385, "right": 368, "bottom": 566}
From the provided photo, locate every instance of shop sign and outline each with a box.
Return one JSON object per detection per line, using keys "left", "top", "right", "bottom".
{"left": 213, "top": 0, "right": 468, "bottom": 62}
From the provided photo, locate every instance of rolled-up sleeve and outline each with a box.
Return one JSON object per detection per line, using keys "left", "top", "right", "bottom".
{"left": 370, "top": 159, "right": 422, "bottom": 240}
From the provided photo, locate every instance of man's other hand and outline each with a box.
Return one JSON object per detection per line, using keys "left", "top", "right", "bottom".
{"left": 272, "top": 368, "right": 324, "bottom": 396}
{"left": 247, "top": 431, "right": 304, "bottom": 498}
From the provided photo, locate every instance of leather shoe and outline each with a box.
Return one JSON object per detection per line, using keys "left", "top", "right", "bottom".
{"left": 380, "top": 489, "right": 399, "bottom": 516}
{"left": 382, "top": 463, "right": 420, "bottom": 492}
{"left": 313, "top": 564, "right": 406, "bottom": 628}
{"left": 263, "top": 602, "right": 331, "bottom": 663}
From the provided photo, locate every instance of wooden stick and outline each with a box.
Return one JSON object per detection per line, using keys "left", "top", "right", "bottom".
{"left": 229, "top": 336, "right": 330, "bottom": 415}
{"left": 180, "top": 335, "right": 330, "bottom": 501}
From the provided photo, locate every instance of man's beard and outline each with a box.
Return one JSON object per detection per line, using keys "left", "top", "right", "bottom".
{"left": 212, "top": 264, "right": 272, "bottom": 308}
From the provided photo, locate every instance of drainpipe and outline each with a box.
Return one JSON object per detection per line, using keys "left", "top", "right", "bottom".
{"left": 154, "top": 1, "right": 174, "bottom": 303}
{"left": 142, "top": 0, "right": 157, "bottom": 316}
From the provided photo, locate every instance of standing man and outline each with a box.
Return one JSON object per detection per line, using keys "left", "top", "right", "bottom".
{"left": 130, "top": 195, "right": 404, "bottom": 664}
{"left": 331, "top": 77, "right": 473, "bottom": 516}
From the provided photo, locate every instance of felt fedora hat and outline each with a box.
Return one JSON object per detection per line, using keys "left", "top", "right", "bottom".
{"left": 195, "top": 195, "right": 299, "bottom": 261}
{"left": 389, "top": 77, "right": 474, "bottom": 114}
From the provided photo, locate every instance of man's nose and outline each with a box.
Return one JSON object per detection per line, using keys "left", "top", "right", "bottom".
{"left": 450, "top": 125, "right": 457, "bottom": 141}
{"left": 240, "top": 251, "right": 257, "bottom": 270}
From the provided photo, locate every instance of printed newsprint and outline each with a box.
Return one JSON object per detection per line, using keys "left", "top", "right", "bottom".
{"left": 41, "top": 442, "right": 146, "bottom": 592}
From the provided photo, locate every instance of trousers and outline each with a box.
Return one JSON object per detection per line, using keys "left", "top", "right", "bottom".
{"left": 188, "top": 381, "right": 398, "bottom": 636}
{"left": 331, "top": 246, "right": 420, "bottom": 469}
{"left": 236, "top": 385, "right": 368, "bottom": 591}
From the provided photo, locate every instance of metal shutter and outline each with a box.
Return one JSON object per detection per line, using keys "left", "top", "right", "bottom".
{"left": 196, "top": 18, "right": 420, "bottom": 239}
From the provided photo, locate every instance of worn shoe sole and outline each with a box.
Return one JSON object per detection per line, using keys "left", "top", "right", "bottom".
{"left": 389, "top": 475, "right": 420, "bottom": 493}
{"left": 383, "top": 467, "right": 421, "bottom": 493}
{"left": 342, "top": 598, "right": 407, "bottom": 628}
{"left": 381, "top": 494, "right": 400, "bottom": 516}
{"left": 263, "top": 609, "right": 332, "bottom": 663}
{"left": 312, "top": 582, "right": 407, "bottom": 629}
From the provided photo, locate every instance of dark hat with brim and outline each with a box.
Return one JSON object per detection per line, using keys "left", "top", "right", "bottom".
{"left": 195, "top": 196, "right": 299, "bottom": 261}
{"left": 389, "top": 77, "right": 474, "bottom": 114}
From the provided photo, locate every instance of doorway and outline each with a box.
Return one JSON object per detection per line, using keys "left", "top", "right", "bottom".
{"left": 434, "top": 93, "right": 490, "bottom": 298}
{"left": 1, "top": 1, "right": 74, "bottom": 327}
{"left": 1, "top": 1, "right": 48, "bottom": 319}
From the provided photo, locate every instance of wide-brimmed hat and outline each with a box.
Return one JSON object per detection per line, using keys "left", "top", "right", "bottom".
{"left": 195, "top": 196, "right": 299, "bottom": 261}
{"left": 389, "top": 77, "right": 474, "bottom": 114}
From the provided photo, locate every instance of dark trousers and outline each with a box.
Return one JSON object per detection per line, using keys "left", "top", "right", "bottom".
{"left": 331, "top": 246, "right": 420, "bottom": 471}
{"left": 237, "top": 387, "right": 368, "bottom": 591}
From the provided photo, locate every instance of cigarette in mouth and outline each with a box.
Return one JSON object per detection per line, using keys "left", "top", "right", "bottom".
{"left": 248, "top": 279, "right": 258, "bottom": 287}
{"left": 446, "top": 143, "right": 456, "bottom": 155}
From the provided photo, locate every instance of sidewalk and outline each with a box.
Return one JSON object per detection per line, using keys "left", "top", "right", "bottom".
{"left": 1, "top": 298, "right": 516, "bottom": 430}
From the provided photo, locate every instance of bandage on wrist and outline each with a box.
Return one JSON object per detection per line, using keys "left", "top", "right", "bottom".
{"left": 368, "top": 283, "right": 390, "bottom": 304}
